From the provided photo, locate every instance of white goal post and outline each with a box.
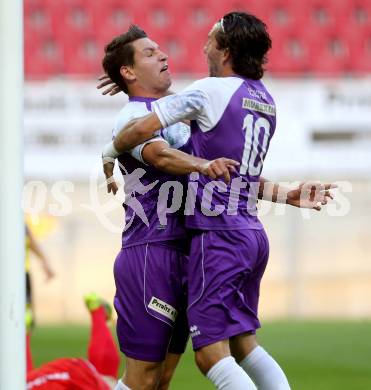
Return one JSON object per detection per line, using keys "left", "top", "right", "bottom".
{"left": 0, "top": 0, "right": 25, "bottom": 389}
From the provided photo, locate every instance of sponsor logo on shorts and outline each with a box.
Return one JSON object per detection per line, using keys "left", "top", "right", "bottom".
{"left": 190, "top": 325, "right": 201, "bottom": 338}
{"left": 242, "top": 98, "right": 276, "bottom": 116}
{"left": 148, "top": 296, "right": 178, "bottom": 322}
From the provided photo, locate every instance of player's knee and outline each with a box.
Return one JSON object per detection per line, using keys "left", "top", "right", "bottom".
{"left": 195, "top": 350, "right": 215, "bottom": 375}
{"left": 195, "top": 341, "right": 231, "bottom": 375}
{"left": 125, "top": 362, "right": 162, "bottom": 390}
{"left": 140, "top": 371, "right": 162, "bottom": 390}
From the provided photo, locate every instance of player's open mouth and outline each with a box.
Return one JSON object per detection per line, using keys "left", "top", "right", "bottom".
{"left": 160, "top": 65, "right": 169, "bottom": 73}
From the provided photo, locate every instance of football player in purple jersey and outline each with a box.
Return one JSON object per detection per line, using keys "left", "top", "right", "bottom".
{"left": 100, "top": 25, "right": 239, "bottom": 390}
{"left": 102, "top": 12, "right": 334, "bottom": 390}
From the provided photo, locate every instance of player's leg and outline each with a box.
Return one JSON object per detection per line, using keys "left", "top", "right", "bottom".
{"left": 231, "top": 333, "right": 291, "bottom": 390}
{"left": 122, "top": 357, "right": 163, "bottom": 389}
{"left": 25, "top": 272, "right": 34, "bottom": 322}
{"left": 157, "top": 353, "right": 182, "bottom": 390}
{"left": 85, "top": 293, "right": 120, "bottom": 379}
{"left": 196, "top": 340, "right": 256, "bottom": 389}
{"left": 158, "top": 301, "right": 190, "bottom": 390}
{"left": 187, "top": 230, "right": 262, "bottom": 389}
{"left": 114, "top": 243, "right": 186, "bottom": 389}
{"left": 229, "top": 230, "right": 291, "bottom": 390}
{"left": 25, "top": 307, "right": 34, "bottom": 372}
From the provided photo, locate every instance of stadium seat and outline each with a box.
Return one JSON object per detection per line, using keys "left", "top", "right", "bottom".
{"left": 172, "top": 0, "right": 215, "bottom": 32}
{"left": 92, "top": 0, "right": 139, "bottom": 44}
{"left": 25, "top": 35, "right": 63, "bottom": 78}
{"left": 268, "top": 31, "right": 311, "bottom": 75}
{"left": 348, "top": 27, "right": 371, "bottom": 73}
{"left": 137, "top": 0, "right": 178, "bottom": 34}
{"left": 181, "top": 34, "right": 209, "bottom": 75}
{"left": 63, "top": 33, "right": 102, "bottom": 75}
{"left": 306, "top": 30, "right": 350, "bottom": 76}
{"left": 338, "top": 0, "right": 371, "bottom": 31}
{"left": 211, "top": 0, "right": 258, "bottom": 19}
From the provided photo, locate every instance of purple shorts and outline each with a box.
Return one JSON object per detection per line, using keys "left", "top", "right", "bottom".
{"left": 114, "top": 241, "right": 189, "bottom": 362}
{"left": 187, "top": 229, "right": 269, "bottom": 350}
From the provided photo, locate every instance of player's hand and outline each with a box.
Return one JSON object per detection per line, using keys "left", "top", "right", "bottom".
{"left": 287, "top": 182, "right": 337, "bottom": 211}
{"left": 102, "top": 157, "right": 119, "bottom": 195}
{"left": 97, "top": 74, "right": 121, "bottom": 96}
{"left": 198, "top": 158, "right": 240, "bottom": 184}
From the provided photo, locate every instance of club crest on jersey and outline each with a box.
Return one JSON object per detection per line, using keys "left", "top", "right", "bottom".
{"left": 242, "top": 98, "right": 276, "bottom": 116}
{"left": 148, "top": 297, "right": 178, "bottom": 322}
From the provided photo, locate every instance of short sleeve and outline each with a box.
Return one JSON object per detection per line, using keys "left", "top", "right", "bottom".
{"left": 152, "top": 77, "right": 243, "bottom": 132}
{"left": 152, "top": 88, "right": 209, "bottom": 128}
{"left": 113, "top": 104, "right": 150, "bottom": 137}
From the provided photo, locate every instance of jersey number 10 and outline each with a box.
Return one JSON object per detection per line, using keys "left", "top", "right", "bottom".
{"left": 240, "top": 114, "right": 270, "bottom": 176}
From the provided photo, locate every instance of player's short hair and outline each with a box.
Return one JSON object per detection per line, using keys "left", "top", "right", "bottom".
{"left": 215, "top": 12, "right": 272, "bottom": 80}
{"left": 102, "top": 25, "right": 147, "bottom": 94}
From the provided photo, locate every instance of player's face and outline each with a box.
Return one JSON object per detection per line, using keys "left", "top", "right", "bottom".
{"left": 204, "top": 25, "right": 224, "bottom": 77}
{"left": 131, "top": 38, "right": 171, "bottom": 93}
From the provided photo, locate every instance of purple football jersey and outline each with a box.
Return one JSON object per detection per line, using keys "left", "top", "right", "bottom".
{"left": 153, "top": 76, "right": 276, "bottom": 230}
{"left": 113, "top": 96, "right": 191, "bottom": 247}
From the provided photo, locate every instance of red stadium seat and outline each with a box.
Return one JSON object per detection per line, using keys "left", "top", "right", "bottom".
{"left": 25, "top": 35, "right": 63, "bottom": 78}
{"left": 172, "top": 0, "right": 216, "bottom": 33}
{"left": 348, "top": 27, "right": 371, "bottom": 73}
{"left": 211, "top": 0, "right": 258, "bottom": 20}
{"left": 92, "top": 0, "right": 138, "bottom": 45}
{"left": 264, "top": 0, "right": 305, "bottom": 39}
{"left": 50, "top": 0, "right": 96, "bottom": 40}
{"left": 337, "top": 0, "right": 371, "bottom": 31}
{"left": 135, "top": 0, "right": 178, "bottom": 35}
{"left": 181, "top": 34, "right": 209, "bottom": 75}
{"left": 63, "top": 33, "right": 102, "bottom": 76}
{"left": 268, "top": 31, "right": 311, "bottom": 75}
{"left": 306, "top": 30, "right": 351, "bottom": 76}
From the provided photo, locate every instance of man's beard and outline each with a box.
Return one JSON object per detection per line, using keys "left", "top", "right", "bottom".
{"left": 208, "top": 62, "right": 219, "bottom": 77}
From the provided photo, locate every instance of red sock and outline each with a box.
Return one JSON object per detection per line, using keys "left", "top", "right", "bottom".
{"left": 26, "top": 333, "right": 34, "bottom": 372}
{"left": 87, "top": 307, "right": 120, "bottom": 378}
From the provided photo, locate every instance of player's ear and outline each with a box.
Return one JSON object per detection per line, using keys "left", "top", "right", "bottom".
{"left": 221, "top": 48, "right": 231, "bottom": 65}
{"left": 120, "top": 65, "right": 136, "bottom": 82}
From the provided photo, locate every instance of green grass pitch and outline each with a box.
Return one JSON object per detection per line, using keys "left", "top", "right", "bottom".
{"left": 30, "top": 320, "right": 371, "bottom": 389}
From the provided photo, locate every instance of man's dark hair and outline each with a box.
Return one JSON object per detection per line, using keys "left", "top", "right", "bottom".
{"left": 102, "top": 25, "right": 147, "bottom": 94}
{"left": 215, "top": 12, "right": 272, "bottom": 80}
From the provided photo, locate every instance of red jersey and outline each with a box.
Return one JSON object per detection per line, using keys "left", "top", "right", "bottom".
{"left": 27, "top": 358, "right": 110, "bottom": 390}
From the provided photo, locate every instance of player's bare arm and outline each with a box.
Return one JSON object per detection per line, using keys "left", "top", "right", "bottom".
{"left": 102, "top": 137, "right": 239, "bottom": 192}
{"left": 113, "top": 112, "right": 162, "bottom": 152}
{"left": 258, "top": 177, "right": 336, "bottom": 211}
{"left": 27, "top": 228, "right": 55, "bottom": 281}
{"left": 141, "top": 140, "right": 239, "bottom": 184}
{"left": 102, "top": 157, "right": 118, "bottom": 195}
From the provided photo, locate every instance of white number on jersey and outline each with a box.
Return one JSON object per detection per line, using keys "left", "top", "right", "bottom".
{"left": 240, "top": 114, "right": 270, "bottom": 176}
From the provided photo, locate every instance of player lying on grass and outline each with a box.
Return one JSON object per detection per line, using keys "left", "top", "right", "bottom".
{"left": 26, "top": 293, "right": 120, "bottom": 390}
{"left": 102, "top": 12, "right": 336, "bottom": 390}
